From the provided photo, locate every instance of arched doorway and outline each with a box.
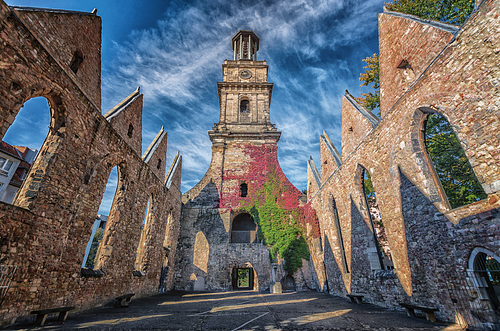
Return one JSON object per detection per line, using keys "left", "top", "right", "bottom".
{"left": 230, "top": 213, "right": 257, "bottom": 243}
{"left": 231, "top": 267, "right": 254, "bottom": 290}
{"left": 283, "top": 274, "right": 296, "bottom": 291}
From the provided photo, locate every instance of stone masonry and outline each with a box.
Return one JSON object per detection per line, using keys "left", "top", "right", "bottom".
{"left": 306, "top": 0, "right": 500, "bottom": 328}
{"left": 0, "top": 3, "right": 182, "bottom": 326}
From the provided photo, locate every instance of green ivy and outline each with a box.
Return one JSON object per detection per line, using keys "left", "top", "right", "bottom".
{"left": 242, "top": 172, "right": 310, "bottom": 274}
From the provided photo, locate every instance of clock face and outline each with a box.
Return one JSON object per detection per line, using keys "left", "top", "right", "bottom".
{"left": 239, "top": 70, "right": 252, "bottom": 79}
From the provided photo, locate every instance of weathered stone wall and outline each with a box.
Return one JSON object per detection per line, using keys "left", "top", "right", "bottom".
{"left": 378, "top": 10, "right": 457, "bottom": 118}
{"left": 12, "top": 7, "right": 102, "bottom": 109}
{"left": 340, "top": 96, "right": 374, "bottom": 160}
{"left": 0, "top": 2, "right": 182, "bottom": 326}
{"left": 308, "top": 0, "right": 500, "bottom": 325}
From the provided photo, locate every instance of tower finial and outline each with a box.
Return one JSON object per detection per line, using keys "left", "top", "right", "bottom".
{"left": 232, "top": 30, "right": 259, "bottom": 61}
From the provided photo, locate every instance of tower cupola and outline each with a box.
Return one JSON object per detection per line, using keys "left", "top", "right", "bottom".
{"left": 232, "top": 30, "right": 259, "bottom": 61}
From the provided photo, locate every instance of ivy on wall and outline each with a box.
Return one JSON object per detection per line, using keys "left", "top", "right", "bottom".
{"left": 220, "top": 144, "right": 320, "bottom": 273}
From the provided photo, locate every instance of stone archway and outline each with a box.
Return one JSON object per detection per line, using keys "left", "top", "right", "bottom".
{"left": 469, "top": 247, "right": 500, "bottom": 317}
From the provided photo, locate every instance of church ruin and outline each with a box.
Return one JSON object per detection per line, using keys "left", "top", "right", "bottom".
{"left": 0, "top": 0, "right": 499, "bottom": 329}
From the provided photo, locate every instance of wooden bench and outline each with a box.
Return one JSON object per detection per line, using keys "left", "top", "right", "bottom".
{"left": 115, "top": 293, "right": 135, "bottom": 308}
{"left": 347, "top": 294, "right": 364, "bottom": 304}
{"left": 30, "top": 306, "right": 75, "bottom": 326}
{"left": 400, "top": 303, "right": 438, "bottom": 322}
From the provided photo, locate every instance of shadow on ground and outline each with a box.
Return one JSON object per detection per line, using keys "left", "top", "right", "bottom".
{"left": 7, "top": 291, "right": 463, "bottom": 330}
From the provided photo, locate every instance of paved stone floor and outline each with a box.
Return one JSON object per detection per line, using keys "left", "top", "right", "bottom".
{"left": 9, "top": 291, "right": 464, "bottom": 330}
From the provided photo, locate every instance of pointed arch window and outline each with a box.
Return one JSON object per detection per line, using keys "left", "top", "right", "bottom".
{"left": 329, "top": 195, "right": 349, "bottom": 273}
{"left": 423, "top": 113, "right": 487, "bottom": 209}
{"left": 361, "top": 167, "right": 393, "bottom": 270}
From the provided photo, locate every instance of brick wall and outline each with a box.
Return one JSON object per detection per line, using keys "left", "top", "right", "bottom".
{"left": 308, "top": 0, "right": 500, "bottom": 325}
{"left": 0, "top": 2, "right": 182, "bottom": 326}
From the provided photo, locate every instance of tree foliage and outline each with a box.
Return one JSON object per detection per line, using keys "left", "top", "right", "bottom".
{"left": 385, "top": 0, "right": 474, "bottom": 25}
{"left": 425, "top": 113, "right": 487, "bottom": 209}
{"left": 355, "top": 53, "right": 380, "bottom": 113}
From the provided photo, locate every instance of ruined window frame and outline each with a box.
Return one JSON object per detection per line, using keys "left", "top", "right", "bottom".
{"left": 357, "top": 165, "right": 386, "bottom": 271}
{"left": 82, "top": 163, "right": 126, "bottom": 277}
{"left": 69, "top": 50, "right": 84, "bottom": 74}
{"left": 240, "top": 182, "right": 248, "bottom": 197}
{"left": 2, "top": 95, "right": 61, "bottom": 209}
{"left": 328, "top": 194, "right": 349, "bottom": 274}
{"left": 416, "top": 108, "right": 487, "bottom": 210}
{"left": 134, "top": 194, "right": 154, "bottom": 275}
{"left": 230, "top": 212, "right": 257, "bottom": 244}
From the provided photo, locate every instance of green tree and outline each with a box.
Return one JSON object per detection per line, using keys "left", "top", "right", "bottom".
{"left": 385, "top": 0, "right": 474, "bottom": 25}
{"left": 425, "top": 113, "right": 487, "bottom": 208}
{"left": 85, "top": 227, "right": 104, "bottom": 269}
{"left": 355, "top": 53, "right": 380, "bottom": 113}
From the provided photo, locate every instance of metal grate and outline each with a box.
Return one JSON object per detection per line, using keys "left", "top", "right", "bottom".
{"left": 445, "top": 253, "right": 500, "bottom": 330}
{"left": 0, "top": 265, "right": 16, "bottom": 308}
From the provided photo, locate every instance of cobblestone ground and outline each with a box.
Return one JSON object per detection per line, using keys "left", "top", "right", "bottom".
{"left": 9, "top": 291, "right": 464, "bottom": 330}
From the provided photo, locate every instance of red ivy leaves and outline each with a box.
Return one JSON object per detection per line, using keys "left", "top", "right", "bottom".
{"left": 219, "top": 144, "right": 320, "bottom": 238}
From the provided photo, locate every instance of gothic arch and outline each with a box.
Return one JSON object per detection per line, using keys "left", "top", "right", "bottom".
{"left": 410, "top": 107, "right": 487, "bottom": 210}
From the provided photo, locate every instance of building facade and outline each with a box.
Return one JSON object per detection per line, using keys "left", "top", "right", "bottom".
{"left": 174, "top": 31, "right": 317, "bottom": 292}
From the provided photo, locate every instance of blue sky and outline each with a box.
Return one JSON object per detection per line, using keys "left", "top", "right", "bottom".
{"left": 4, "top": 0, "right": 384, "bottom": 214}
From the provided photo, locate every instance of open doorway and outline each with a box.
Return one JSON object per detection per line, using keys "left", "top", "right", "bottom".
{"left": 231, "top": 268, "right": 254, "bottom": 290}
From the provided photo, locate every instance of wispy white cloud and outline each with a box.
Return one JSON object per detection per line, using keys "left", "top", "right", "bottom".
{"left": 101, "top": 0, "right": 385, "bottom": 192}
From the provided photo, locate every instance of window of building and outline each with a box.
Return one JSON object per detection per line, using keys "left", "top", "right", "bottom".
{"left": 423, "top": 113, "right": 487, "bottom": 209}
{"left": 240, "top": 183, "right": 248, "bottom": 197}
{"left": 230, "top": 213, "right": 257, "bottom": 243}
{"left": 127, "top": 124, "right": 134, "bottom": 138}
{"left": 81, "top": 166, "right": 118, "bottom": 274}
{"left": 69, "top": 50, "right": 84, "bottom": 74}
{"left": 1, "top": 97, "right": 50, "bottom": 206}
{"left": 135, "top": 195, "right": 153, "bottom": 274}
{"left": 330, "top": 195, "right": 349, "bottom": 273}
{"left": 240, "top": 99, "right": 249, "bottom": 113}
{"left": 0, "top": 157, "right": 13, "bottom": 176}
{"left": 361, "top": 167, "right": 393, "bottom": 271}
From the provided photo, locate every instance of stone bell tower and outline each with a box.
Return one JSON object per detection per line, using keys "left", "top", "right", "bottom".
{"left": 175, "top": 30, "right": 296, "bottom": 293}
{"left": 210, "top": 30, "right": 280, "bottom": 142}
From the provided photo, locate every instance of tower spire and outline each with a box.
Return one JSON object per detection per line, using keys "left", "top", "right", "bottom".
{"left": 232, "top": 30, "right": 259, "bottom": 61}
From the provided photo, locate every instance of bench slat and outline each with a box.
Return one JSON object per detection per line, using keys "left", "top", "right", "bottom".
{"left": 30, "top": 306, "right": 75, "bottom": 326}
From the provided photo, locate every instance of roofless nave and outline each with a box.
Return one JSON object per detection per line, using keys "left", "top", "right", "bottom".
{"left": 0, "top": 0, "right": 499, "bottom": 329}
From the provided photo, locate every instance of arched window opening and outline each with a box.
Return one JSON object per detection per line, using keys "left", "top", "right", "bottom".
{"left": 157, "top": 158, "right": 162, "bottom": 170}
{"left": 134, "top": 195, "right": 153, "bottom": 275}
{"left": 424, "top": 113, "right": 487, "bottom": 209}
{"left": 330, "top": 195, "right": 349, "bottom": 273}
{"left": 469, "top": 249, "right": 500, "bottom": 320}
{"left": 231, "top": 213, "right": 257, "bottom": 243}
{"left": 240, "top": 99, "right": 250, "bottom": 113}
{"left": 159, "top": 211, "right": 174, "bottom": 293}
{"left": 127, "top": 124, "right": 134, "bottom": 138}
{"left": 70, "top": 50, "right": 84, "bottom": 74}
{"left": 82, "top": 166, "right": 118, "bottom": 273}
{"left": 0, "top": 97, "right": 50, "bottom": 204}
{"left": 240, "top": 183, "right": 248, "bottom": 197}
{"left": 361, "top": 168, "right": 393, "bottom": 271}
